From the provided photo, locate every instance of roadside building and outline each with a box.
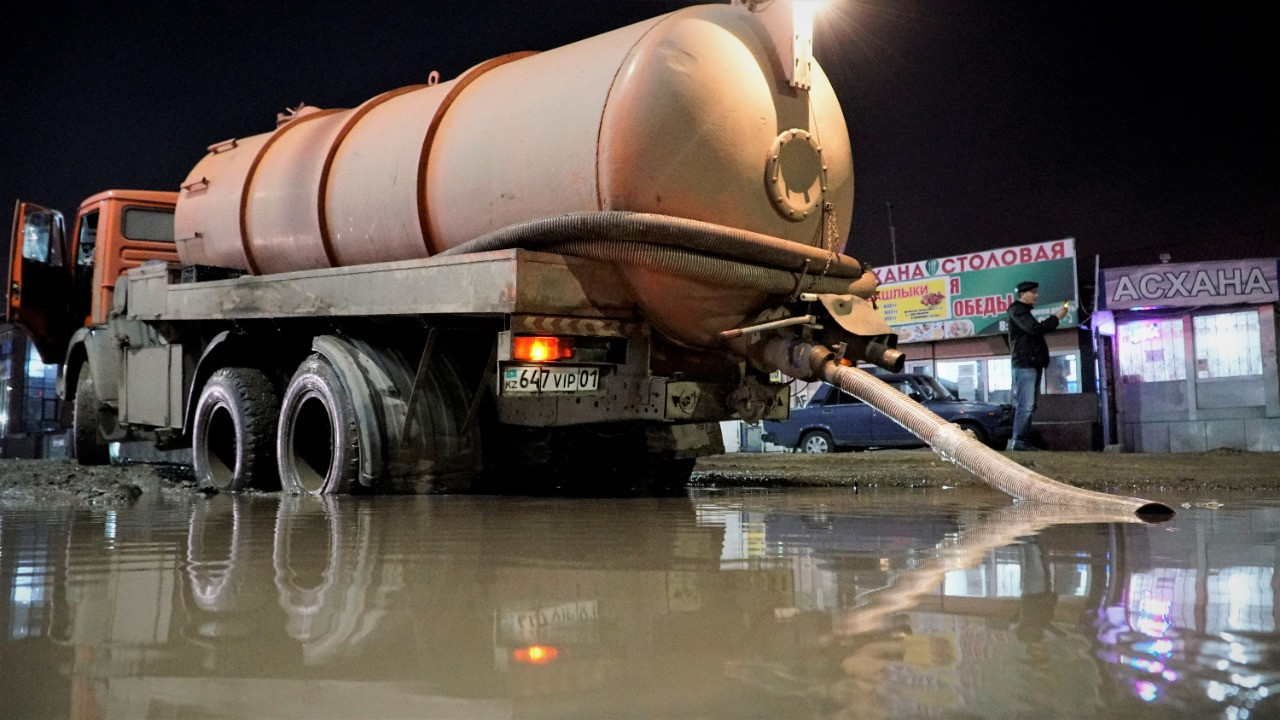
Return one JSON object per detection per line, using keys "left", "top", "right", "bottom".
{"left": 0, "top": 324, "right": 69, "bottom": 458}
{"left": 728, "top": 238, "right": 1099, "bottom": 453}
{"left": 871, "top": 238, "right": 1099, "bottom": 450}
{"left": 1093, "top": 257, "right": 1280, "bottom": 452}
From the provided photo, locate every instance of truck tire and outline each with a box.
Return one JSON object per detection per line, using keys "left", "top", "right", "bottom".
{"left": 73, "top": 371, "right": 111, "bottom": 466}
{"left": 193, "top": 367, "right": 281, "bottom": 492}
{"left": 799, "top": 430, "right": 834, "bottom": 454}
{"left": 277, "top": 354, "right": 360, "bottom": 495}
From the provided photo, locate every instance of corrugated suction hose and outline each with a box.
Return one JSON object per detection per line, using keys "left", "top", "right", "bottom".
{"left": 832, "top": 501, "right": 1166, "bottom": 638}
{"left": 440, "top": 212, "right": 1173, "bottom": 518}
{"left": 825, "top": 363, "right": 1175, "bottom": 518}
{"left": 437, "top": 211, "right": 877, "bottom": 297}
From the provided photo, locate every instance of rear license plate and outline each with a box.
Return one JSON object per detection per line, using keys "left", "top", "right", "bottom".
{"left": 502, "top": 365, "right": 600, "bottom": 394}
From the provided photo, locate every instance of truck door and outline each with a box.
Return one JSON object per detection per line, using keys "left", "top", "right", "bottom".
{"left": 6, "top": 200, "right": 74, "bottom": 363}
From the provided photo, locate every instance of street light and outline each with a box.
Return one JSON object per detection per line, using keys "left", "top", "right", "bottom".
{"left": 885, "top": 201, "right": 898, "bottom": 265}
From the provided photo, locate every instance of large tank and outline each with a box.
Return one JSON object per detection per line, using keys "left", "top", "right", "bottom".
{"left": 175, "top": 3, "right": 855, "bottom": 347}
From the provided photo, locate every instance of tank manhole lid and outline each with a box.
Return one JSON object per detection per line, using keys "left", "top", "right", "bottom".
{"left": 766, "top": 128, "right": 827, "bottom": 221}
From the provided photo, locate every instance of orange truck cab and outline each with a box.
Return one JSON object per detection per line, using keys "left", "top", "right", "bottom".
{"left": 6, "top": 190, "right": 180, "bottom": 364}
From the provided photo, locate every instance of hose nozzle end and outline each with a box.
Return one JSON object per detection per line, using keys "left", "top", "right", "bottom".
{"left": 866, "top": 341, "right": 905, "bottom": 373}
{"left": 1135, "top": 502, "right": 1177, "bottom": 521}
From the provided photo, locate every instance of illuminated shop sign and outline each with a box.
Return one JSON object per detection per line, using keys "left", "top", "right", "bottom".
{"left": 874, "top": 238, "right": 1079, "bottom": 342}
{"left": 1100, "top": 259, "right": 1279, "bottom": 310}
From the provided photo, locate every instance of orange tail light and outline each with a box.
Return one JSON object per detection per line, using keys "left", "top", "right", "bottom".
{"left": 513, "top": 645, "right": 559, "bottom": 665}
{"left": 513, "top": 336, "right": 574, "bottom": 362}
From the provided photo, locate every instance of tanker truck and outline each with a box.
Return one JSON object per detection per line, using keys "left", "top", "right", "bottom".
{"left": 6, "top": 1, "right": 905, "bottom": 495}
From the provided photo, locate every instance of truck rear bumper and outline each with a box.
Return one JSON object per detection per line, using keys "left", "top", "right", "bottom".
{"left": 496, "top": 377, "right": 789, "bottom": 427}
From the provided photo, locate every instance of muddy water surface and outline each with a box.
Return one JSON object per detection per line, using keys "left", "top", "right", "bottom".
{"left": 1, "top": 486, "right": 1278, "bottom": 719}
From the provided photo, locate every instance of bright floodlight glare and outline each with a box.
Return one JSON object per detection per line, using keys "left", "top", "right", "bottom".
{"left": 793, "top": 0, "right": 830, "bottom": 18}
{"left": 788, "top": 0, "right": 827, "bottom": 89}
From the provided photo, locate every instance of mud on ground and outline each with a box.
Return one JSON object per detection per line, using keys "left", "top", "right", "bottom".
{"left": 0, "top": 458, "right": 203, "bottom": 508}
{"left": 692, "top": 447, "right": 1280, "bottom": 496}
{"left": 2, "top": 447, "right": 1277, "bottom": 509}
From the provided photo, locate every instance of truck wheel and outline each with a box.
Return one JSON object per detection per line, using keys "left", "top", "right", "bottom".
{"left": 73, "top": 371, "right": 111, "bottom": 466}
{"left": 799, "top": 430, "right": 834, "bottom": 454}
{"left": 277, "top": 355, "right": 360, "bottom": 495}
{"left": 193, "top": 367, "right": 281, "bottom": 492}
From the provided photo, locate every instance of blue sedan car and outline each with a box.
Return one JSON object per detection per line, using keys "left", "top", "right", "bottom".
{"left": 762, "top": 373, "right": 1013, "bottom": 453}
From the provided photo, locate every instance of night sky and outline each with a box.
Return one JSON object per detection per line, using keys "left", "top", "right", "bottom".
{"left": 2, "top": 0, "right": 1273, "bottom": 278}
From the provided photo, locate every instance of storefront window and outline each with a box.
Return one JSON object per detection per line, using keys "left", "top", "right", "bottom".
{"left": 0, "top": 332, "right": 12, "bottom": 438}
{"left": 914, "top": 349, "right": 1082, "bottom": 403}
{"left": 933, "top": 359, "right": 1007, "bottom": 403}
{"left": 24, "top": 346, "right": 60, "bottom": 433}
{"left": 986, "top": 358, "right": 1012, "bottom": 404}
{"left": 1044, "top": 352, "right": 1080, "bottom": 394}
{"left": 0, "top": 357, "right": 10, "bottom": 437}
{"left": 935, "top": 360, "right": 980, "bottom": 401}
{"left": 1193, "top": 310, "right": 1262, "bottom": 379}
{"left": 1117, "top": 318, "right": 1186, "bottom": 383}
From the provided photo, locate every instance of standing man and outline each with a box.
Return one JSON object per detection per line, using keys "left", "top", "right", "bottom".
{"left": 1006, "top": 281, "right": 1068, "bottom": 450}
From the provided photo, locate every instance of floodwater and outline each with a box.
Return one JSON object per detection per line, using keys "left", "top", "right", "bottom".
{"left": 1, "top": 485, "right": 1278, "bottom": 720}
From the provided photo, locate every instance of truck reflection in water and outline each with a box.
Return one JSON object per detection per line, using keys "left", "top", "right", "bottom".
{"left": 1, "top": 492, "right": 1278, "bottom": 718}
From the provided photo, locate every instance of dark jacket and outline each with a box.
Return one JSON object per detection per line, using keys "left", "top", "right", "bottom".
{"left": 1007, "top": 300, "right": 1060, "bottom": 369}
